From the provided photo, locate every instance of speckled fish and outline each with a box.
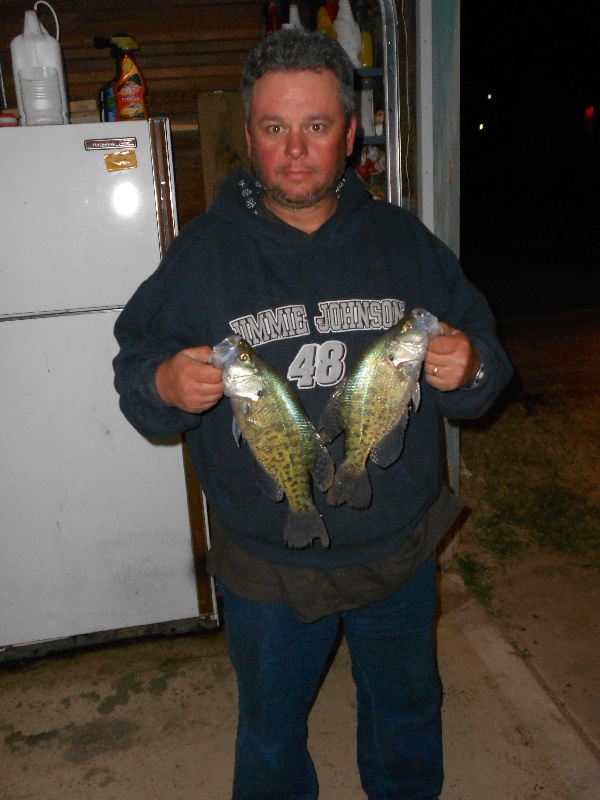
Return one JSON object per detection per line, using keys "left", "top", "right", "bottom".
{"left": 318, "top": 308, "right": 444, "bottom": 509}
{"left": 209, "top": 334, "right": 334, "bottom": 549}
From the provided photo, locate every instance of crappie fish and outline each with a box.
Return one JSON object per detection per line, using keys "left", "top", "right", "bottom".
{"left": 209, "top": 335, "right": 334, "bottom": 549}
{"left": 318, "top": 308, "right": 444, "bottom": 509}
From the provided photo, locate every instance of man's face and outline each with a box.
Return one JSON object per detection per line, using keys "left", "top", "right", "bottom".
{"left": 245, "top": 69, "right": 356, "bottom": 217}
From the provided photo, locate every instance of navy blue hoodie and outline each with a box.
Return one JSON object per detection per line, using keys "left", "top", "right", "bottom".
{"left": 113, "top": 167, "right": 513, "bottom": 569}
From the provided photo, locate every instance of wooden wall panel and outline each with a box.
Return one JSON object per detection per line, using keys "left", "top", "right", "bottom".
{"left": 197, "top": 90, "right": 251, "bottom": 209}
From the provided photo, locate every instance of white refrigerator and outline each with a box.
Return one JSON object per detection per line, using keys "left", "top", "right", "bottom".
{"left": 0, "top": 119, "right": 217, "bottom": 659}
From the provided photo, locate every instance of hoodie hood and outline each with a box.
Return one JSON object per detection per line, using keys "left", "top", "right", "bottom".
{"left": 207, "top": 166, "right": 374, "bottom": 249}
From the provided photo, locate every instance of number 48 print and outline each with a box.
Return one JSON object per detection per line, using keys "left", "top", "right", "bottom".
{"left": 287, "top": 340, "right": 347, "bottom": 389}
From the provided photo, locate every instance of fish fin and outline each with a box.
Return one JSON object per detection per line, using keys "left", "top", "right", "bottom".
{"left": 411, "top": 381, "right": 421, "bottom": 412}
{"left": 317, "top": 382, "right": 346, "bottom": 443}
{"left": 311, "top": 433, "right": 335, "bottom": 492}
{"left": 232, "top": 417, "right": 242, "bottom": 446}
{"left": 251, "top": 456, "right": 285, "bottom": 503}
{"left": 370, "top": 408, "right": 409, "bottom": 468}
{"left": 327, "top": 464, "right": 372, "bottom": 510}
{"left": 284, "top": 509, "right": 330, "bottom": 549}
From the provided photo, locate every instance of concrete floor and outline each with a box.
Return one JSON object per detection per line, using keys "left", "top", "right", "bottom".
{"left": 1, "top": 572, "right": 599, "bottom": 800}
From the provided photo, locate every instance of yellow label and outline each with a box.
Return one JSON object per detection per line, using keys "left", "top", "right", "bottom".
{"left": 104, "top": 150, "right": 138, "bottom": 172}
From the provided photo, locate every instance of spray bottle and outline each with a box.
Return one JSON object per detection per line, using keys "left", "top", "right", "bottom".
{"left": 94, "top": 35, "right": 148, "bottom": 121}
{"left": 10, "top": 1, "right": 69, "bottom": 126}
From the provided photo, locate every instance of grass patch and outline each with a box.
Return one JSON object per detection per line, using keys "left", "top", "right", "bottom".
{"left": 473, "top": 514, "right": 524, "bottom": 559}
{"left": 452, "top": 394, "right": 600, "bottom": 607}
{"left": 454, "top": 554, "right": 495, "bottom": 610}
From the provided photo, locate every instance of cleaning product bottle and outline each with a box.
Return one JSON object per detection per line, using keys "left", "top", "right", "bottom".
{"left": 264, "top": 2, "right": 282, "bottom": 35}
{"left": 112, "top": 36, "right": 148, "bottom": 121}
{"left": 10, "top": 1, "right": 69, "bottom": 126}
{"left": 326, "top": 0, "right": 338, "bottom": 23}
{"left": 316, "top": 1, "right": 337, "bottom": 40}
{"left": 95, "top": 35, "right": 148, "bottom": 121}
{"left": 94, "top": 37, "right": 117, "bottom": 121}
{"left": 287, "top": 3, "right": 304, "bottom": 30}
{"left": 333, "top": 0, "right": 362, "bottom": 68}
{"left": 98, "top": 77, "right": 116, "bottom": 122}
{"left": 354, "top": 0, "right": 374, "bottom": 68}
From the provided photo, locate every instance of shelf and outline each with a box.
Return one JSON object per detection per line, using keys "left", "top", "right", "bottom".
{"left": 360, "top": 135, "right": 385, "bottom": 146}
{"left": 356, "top": 68, "right": 384, "bottom": 78}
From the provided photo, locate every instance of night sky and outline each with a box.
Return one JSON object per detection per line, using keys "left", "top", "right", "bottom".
{"left": 459, "top": 2, "right": 599, "bottom": 314}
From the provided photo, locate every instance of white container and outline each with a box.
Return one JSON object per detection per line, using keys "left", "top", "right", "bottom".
{"left": 10, "top": 7, "right": 69, "bottom": 126}
{"left": 333, "top": 0, "right": 363, "bottom": 68}
{"left": 287, "top": 4, "right": 305, "bottom": 30}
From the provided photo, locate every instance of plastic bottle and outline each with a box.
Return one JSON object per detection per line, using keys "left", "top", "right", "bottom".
{"left": 354, "top": 0, "right": 374, "bottom": 68}
{"left": 316, "top": 2, "right": 337, "bottom": 40}
{"left": 265, "top": 2, "right": 282, "bottom": 35}
{"left": 10, "top": 2, "right": 69, "bottom": 126}
{"left": 95, "top": 35, "right": 148, "bottom": 121}
{"left": 358, "top": 76, "right": 376, "bottom": 136}
{"left": 98, "top": 79, "right": 116, "bottom": 122}
{"left": 333, "top": 0, "right": 362, "bottom": 68}
{"left": 287, "top": 3, "right": 304, "bottom": 30}
{"left": 112, "top": 37, "right": 148, "bottom": 121}
{"left": 94, "top": 36, "right": 118, "bottom": 121}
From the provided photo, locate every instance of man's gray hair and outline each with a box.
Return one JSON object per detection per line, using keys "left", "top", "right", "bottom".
{"left": 241, "top": 29, "right": 356, "bottom": 126}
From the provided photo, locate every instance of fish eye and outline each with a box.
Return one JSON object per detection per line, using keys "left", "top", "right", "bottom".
{"left": 240, "top": 352, "right": 251, "bottom": 363}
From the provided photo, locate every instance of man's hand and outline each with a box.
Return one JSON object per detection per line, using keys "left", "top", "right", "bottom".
{"left": 424, "top": 322, "right": 481, "bottom": 391}
{"left": 155, "top": 347, "right": 224, "bottom": 413}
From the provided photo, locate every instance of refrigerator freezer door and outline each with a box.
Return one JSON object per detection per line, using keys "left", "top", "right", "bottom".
{"left": 0, "top": 120, "right": 163, "bottom": 318}
{"left": 0, "top": 311, "right": 199, "bottom": 648}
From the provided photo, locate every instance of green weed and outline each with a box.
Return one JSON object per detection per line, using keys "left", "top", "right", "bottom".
{"left": 453, "top": 395, "right": 600, "bottom": 608}
{"left": 455, "top": 554, "right": 494, "bottom": 610}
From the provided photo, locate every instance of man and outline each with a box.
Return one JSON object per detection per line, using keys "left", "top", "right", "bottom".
{"left": 114, "top": 29, "right": 513, "bottom": 800}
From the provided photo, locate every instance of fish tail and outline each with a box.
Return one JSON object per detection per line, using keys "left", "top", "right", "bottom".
{"left": 327, "top": 463, "right": 372, "bottom": 509}
{"left": 284, "top": 509, "right": 330, "bottom": 549}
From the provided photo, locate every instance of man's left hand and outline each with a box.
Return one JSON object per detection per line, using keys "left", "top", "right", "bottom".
{"left": 424, "top": 322, "right": 481, "bottom": 391}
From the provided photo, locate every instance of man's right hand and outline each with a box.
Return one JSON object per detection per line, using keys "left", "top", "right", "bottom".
{"left": 155, "top": 347, "right": 225, "bottom": 413}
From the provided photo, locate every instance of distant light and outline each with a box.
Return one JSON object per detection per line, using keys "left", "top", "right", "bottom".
{"left": 487, "top": 93, "right": 492, "bottom": 100}
{"left": 479, "top": 123, "right": 485, "bottom": 131}
{"left": 585, "top": 105, "right": 594, "bottom": 121}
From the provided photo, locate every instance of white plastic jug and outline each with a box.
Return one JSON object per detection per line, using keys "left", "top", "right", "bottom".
{"left": 10, "top": 3, "right": 69, "bottom": 126}
{"left": 333, "top": 0, "right": 362, "bottom": 68}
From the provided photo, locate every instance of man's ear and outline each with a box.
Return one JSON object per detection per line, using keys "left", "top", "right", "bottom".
{"left": 346, "top": 115, "right": 358, "bottom": 156}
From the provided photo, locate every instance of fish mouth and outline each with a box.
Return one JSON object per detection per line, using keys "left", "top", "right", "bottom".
{"left": 209, "top": 334, "right": 263, "bottom": 401}
{"left": 411, "top": 308, "right": 444, "bottom": 338}
{"left": 208, "top": 334, "right": 244, "bottom": 369}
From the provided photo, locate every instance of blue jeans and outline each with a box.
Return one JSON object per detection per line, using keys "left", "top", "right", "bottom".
{"left": 219, "top": 555, "right": 442, "bottom": 800}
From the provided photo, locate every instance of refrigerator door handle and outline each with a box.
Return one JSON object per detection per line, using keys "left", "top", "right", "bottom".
{"left": 149, "top": 118, "right": 178, "bottom": 256}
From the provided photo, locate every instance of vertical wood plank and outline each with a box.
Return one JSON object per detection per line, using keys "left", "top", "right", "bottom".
{"left": 198, "top": 91, "right": 252, "bottom": 209}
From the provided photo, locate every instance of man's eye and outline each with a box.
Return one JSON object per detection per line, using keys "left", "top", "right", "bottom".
{"left": 309, "top": 123, "right": 325, "bottom": 133}
{"left": 267, "top": 125, "right": 283, "bottom": 134}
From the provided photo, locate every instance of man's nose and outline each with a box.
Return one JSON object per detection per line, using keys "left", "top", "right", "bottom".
{"left": 284, "top": 128, "right": 308, "bottom": 159}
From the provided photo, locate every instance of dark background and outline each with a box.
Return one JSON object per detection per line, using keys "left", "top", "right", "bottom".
{"left": 459, "top": 2, "right": 600, "bottom": 316}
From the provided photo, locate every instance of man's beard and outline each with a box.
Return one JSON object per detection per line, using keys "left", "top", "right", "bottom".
{"left": 253, "top": 152, "right": 348, "bottom": 211}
